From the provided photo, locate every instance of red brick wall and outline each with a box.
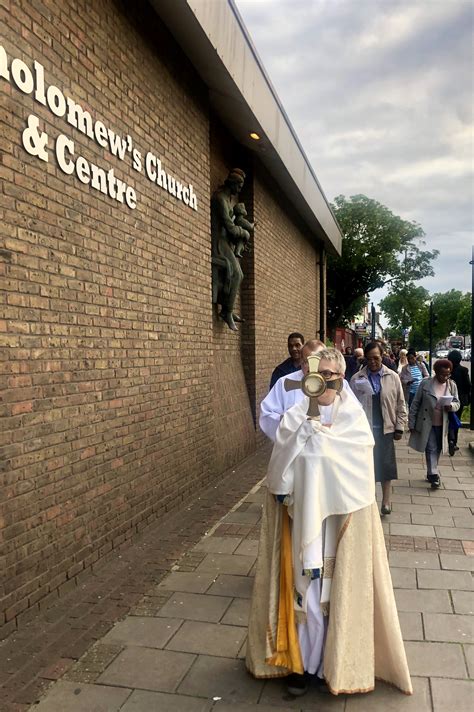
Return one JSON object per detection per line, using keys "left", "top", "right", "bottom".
{"left": 1, "top": 0, "right": 216, "bottom": 632}
{"left": 0, "top": 0, "right": 324, "bottom": 634}
{"left": 252, "top": 165, "right": 323, "bottom": 435}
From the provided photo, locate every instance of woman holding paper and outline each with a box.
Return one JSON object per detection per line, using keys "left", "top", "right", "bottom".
{"left": 408, "top": 359, "right": 460, "bottom": 488}
{"left": 350, "top": 342, "right": 407, "bottom": 515}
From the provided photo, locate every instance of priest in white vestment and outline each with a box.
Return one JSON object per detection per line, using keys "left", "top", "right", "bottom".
{"left": 260, "top": 339, "right": 359, "bottom": 442}
{"left": 246, "top": 348, "right": 412, "bottom": 698}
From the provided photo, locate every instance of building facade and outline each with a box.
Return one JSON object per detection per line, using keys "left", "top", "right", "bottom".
{"left": 0, "top": 0, "right": 341, "bottom": 635}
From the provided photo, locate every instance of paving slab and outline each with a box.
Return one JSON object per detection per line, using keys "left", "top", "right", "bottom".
{"left": 440, "top": 553, "right": 474, "bottom": 571}
{"left": 97, "top": 647, "right": 195, "bottom": 692}
{"left": 435, "top": 527, "right": 474, "bottom": 541}
{"left": 120, "top": 689, "right": 212, "bottom": 711}
{"left": 417, "top": 569, "right": 472, "bottom": 590}
{"left": 398, "top": 611, "right": 424, "bottom": 641}
{"left": 391, "top": 567, "right": 417, "bottom": 589}
{"left": 394, "top": 589, "right": 452, "bottom": 613}
{"left": 452, "top": 590, "right": 474, "bottom": 614}
{"left": 464, "top": 644, "right": 474, "bottom": 677}
{"left": 195, "top": 553, "right": 255, "bottom": 575}
{"left": 177, "top": 655, "right": 263, "bottom": 703}
{"left": 166, "top": 620, "right": 246, "bottom": 657}
{"left": 259, "top": 676, "right": 346, "bottom": 709}
{"left": 404, "top": 641, "right": 467, "bottom": 677}
{"left": 390, "top": 524, "right": 436, "bottom": 537}
{"left": 156, "top": 592, "right": 232, "bottom": 622}
{"left": 221, "top": 597, "right": 251, "bottom": 626}
{"left": 213, "top": 704, "right": 292, "bottom": 712}
{"left": 389, "top": 552, "right": 440, "bottom": 569}
{"left": 430, "top": 678, "right": 474, "bottom": 712}
{"left": 157, "top": 571, "right": 216, "bottom": 594}
{"left": 423, "top": 613, "right": 474, "bottom": 643}
{"left": 392, "top": 502, "right": 432, "bottom": 514}
{"left": 382, "top": 511, "right": 411, "bottom": 523}
{"left": 411, "top": 513, "right": 454, "bottom": 526}
{"left": 345, "top": 676, "right": 431, "bottom": 710}
{"left": 206, "top": 574, "right": 254, "bottom": 598}
{"left": 391, "top": 494, "right": 413, "bottom": 504}
{"left": 234, "top": 539, "right": 259, "bottom": 557}
{"left": 31, "top": 681, "right": 131, "bottom": 712}
{"left": 224, "top": 511, "right": 261, "bottom": 525}
{"left": 193, "top": 536, "right": 243, "bottom": 554}
{"left": 101, "top": 616, "right": 182, "bottom": 648}
{"left": 454, "top": 515, "right": 474, "bottom": 528}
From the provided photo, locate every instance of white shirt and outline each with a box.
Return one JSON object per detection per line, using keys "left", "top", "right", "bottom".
{"left": 259, "top": 370, "right": 359, "bottom": 441}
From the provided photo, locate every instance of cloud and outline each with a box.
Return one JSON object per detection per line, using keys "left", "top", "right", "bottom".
{"left": 236, "top": 0, "right": 473, "bottom": 295}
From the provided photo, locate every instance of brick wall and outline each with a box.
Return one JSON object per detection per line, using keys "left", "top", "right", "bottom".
{"left": 252, "top": 165, "right": 323, "bottom": 435}
{"left": 0, "top": 0, "right": 325, "bottom": 634}
{"left": 1, "top": 0, "right": 216, "bottom": 633}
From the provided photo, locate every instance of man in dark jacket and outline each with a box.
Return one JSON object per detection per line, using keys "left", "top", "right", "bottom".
{"left": 269, "top": 332, "right": 305, "bottom": 389}
{"left": 448, "top": 350, "right": 471, "bottom": 453}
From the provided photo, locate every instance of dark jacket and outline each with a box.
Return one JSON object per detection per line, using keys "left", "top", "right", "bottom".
{"left": 451, "top": 364, "right": 471, "bottom": 407}
{"left": 269, "top": 357, "right": 300, "bottom": 390}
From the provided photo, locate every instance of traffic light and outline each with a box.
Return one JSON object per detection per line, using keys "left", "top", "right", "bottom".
{"left": 432, "top": 312, "right": 438, "bottom": 327}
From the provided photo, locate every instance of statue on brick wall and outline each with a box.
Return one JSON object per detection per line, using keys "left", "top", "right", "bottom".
{"left": 211, "top": 168, "right": 251, "bottom": 331}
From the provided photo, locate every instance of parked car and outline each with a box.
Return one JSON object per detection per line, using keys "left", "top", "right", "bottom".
{"left": 435, "top": 349, "right": 449, "bottom": 358}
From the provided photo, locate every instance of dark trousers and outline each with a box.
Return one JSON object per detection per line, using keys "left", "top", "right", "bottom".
{"left": 448, "top": 406, "right": 463, "bottom": 446}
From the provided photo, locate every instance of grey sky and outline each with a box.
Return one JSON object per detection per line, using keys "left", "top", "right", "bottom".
{"left": 235, "top": 0, "right": 473, "bottom": 314}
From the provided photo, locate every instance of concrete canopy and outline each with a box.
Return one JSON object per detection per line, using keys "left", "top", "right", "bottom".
{"left": 150, "top": 0, "right": 342, "bottom": 256}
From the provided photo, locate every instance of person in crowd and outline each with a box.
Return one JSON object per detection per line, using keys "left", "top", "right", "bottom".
{"left": 269, "top": 332, "right": 305, "bottom": 389}
{"left": 447, "top": 350, "right": 470, "bottom": 454}
{"left": 247, "top": 347, "right": 412, "bottom": 698}
{"left": 344, "top": 346, "right": 364, "bottom": 381}
{"left": 260, "top": 339, "right": 361, "bottom": 441}
{"left": 399, "top": 350, "right": 429, "bottom": 406}
{"left": 416, "top": 352, "right": 430, "bottom": 374}
{"left": 350, "top": 342, "right": 407, "bottom": 515}
{"left": 261, "top": 339, "right": 324, "bottom": 441}
{"left": 397, "top": 348, "right": 408, "bottom": 373}
{"left": 408, "top": 359, "right": 460, "bottom": 488}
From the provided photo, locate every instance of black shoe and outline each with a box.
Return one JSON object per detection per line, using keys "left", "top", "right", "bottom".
{"left": 381, "top": 504, "right": 392, "bottom": 515}
{"left": 430, "top": 476, "right": 441, "bottom": 489}
{"left": 314, "top": 676, "right": 330, "bottom": 694}
{"left": 454, "top": 445, "right": 459, "bottom": 451}
{"left": 286, "top": 672, "right": 309, "bottom": 697}
{"left": 448, "top": 441, "right": 455, "bottom": 456}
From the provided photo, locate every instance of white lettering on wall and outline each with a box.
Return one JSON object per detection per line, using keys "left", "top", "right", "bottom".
{"left": 0, "top": 43, "right": 198, "bottom": 212}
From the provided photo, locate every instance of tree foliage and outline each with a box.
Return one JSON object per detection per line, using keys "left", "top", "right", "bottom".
{"left": 379, "top": 285, "right": 430, "bottom": 332}
{"left": 327, "top": 195, "right": 438, "bottom": 328}
{"left": 456, "top": 292, "right": 472, "bottom": 335}
{"left": 381, "top": 289, "right": 472, "bottom": 350}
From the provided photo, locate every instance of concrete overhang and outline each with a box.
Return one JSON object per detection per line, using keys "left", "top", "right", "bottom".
{"left": 150, "top": 0, "right": 342, "bottom": 256}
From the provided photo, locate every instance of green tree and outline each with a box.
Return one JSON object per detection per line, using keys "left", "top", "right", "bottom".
{"left": 455, "top": 292, "right": 472, "bottom": 336}
{"left": 379, "top": 285, "right": 430, "bottom": 333}
{"left": 398, "top": 289, "right": 470, "bottom": 350}
{"left": 431, "top": 290, "right": 465, "bottom": 343}
{"left": 327, "top": 195, "right": 438, "bottom": 329}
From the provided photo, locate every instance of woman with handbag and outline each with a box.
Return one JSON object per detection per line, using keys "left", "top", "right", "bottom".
{"left": 447, "top": 350, "right": 471, "bottom": 454}
{"left": 408, "top": 359, "right": 461, "bottom": 488}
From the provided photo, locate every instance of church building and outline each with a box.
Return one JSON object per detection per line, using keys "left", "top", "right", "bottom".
{"left": 0, "top": 0, "right": 341, "bottom": 633}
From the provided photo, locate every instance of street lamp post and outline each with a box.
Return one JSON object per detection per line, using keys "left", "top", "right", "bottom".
{"left": 429, "top": 300, "right": 433, "bottom": 375}
{"left": 371, "top": 302, "right": 376, "bottom": 340}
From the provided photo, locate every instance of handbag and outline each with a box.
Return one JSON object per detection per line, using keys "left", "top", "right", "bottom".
{"left": 448, "top": 411, "right": 462, "bottom": 430}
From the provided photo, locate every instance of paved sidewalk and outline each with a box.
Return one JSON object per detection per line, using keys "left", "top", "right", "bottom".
{"left": 8, "top": 431, "right": 474, "bottom": 710}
